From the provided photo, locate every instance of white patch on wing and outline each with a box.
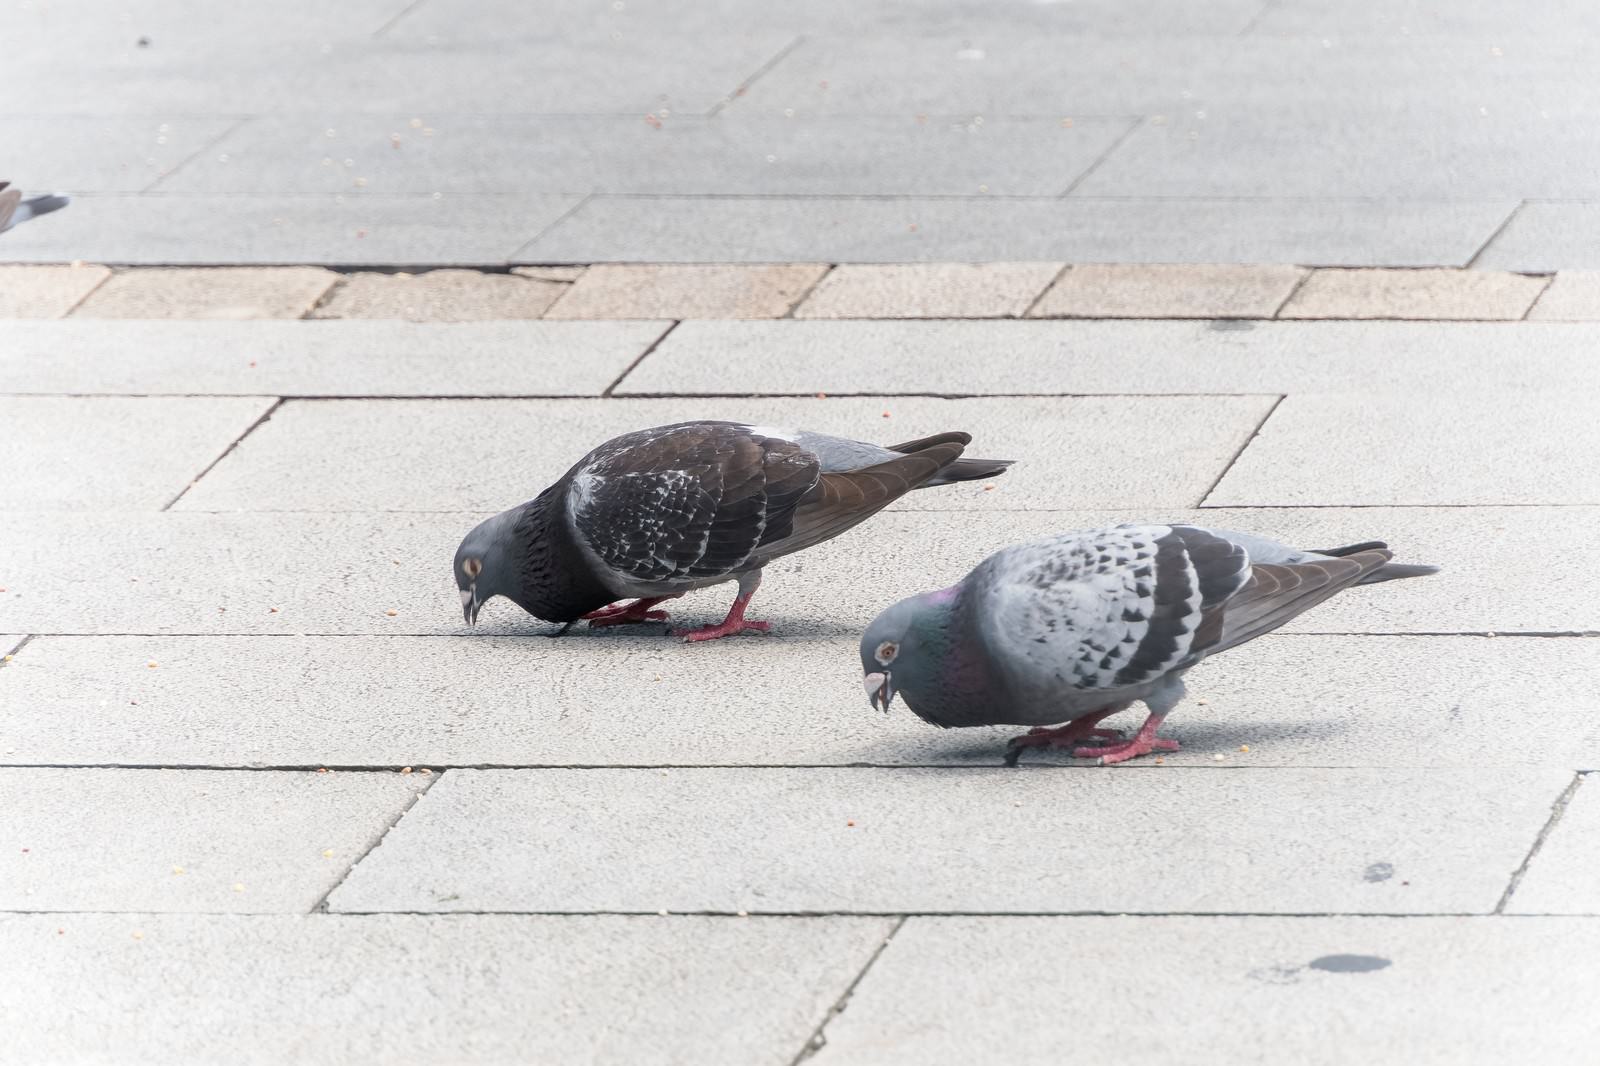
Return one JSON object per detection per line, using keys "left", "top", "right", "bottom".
{"left": 742, "top": 424, "right": 795, "bottom": 442}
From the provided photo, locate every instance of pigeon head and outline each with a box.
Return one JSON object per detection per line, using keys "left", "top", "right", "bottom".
{"left": 859, "top": 587, "right": 959, "bottom": 714}
{"left": 453, "top": 510, "right": 520, "bottom": 625}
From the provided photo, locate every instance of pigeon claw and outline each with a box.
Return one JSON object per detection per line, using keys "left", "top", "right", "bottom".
{"left": 1002, "top": 713, "right": 1126, "bottom": 767}
{"left": 581, "top": 597, "right": 677, "bottom": 627}
{"left": 1073, "top": 737, "right": 1182, "bottom": 765}
{"left": 674, "top": 618, "right": 771, "bottom": 643}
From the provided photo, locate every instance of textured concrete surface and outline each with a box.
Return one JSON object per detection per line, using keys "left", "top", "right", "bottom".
{"left": 0, "top": 395, "right": 274, "bottom": 510}
{"left": 1209, "top": 392, "right": 1600, "bottom": 506}
{"left": 0, "top": 507, "right": 1585, "bottom": 636}
{"left": 794, "top": 263, "right": 1064, "bottom": 319}
{"left": 0, "top": 913, "right": 890, "bottom": 1066}
{"left": 1476, "top": 203, "right": 1600, "bottom": 272}
{"left": 1028, "top": 263, "right": 1307, "bottom": 319}
{"left": 310, "top": 269, "right": 567, "bottom": 320}
{"left": 818, "top": 916, "right": 1600, "bottom": 1065}
{"left": 327, "top": 766, "right": 1567, "bottom": 914}
{"left": 171, "top": 395, "right": 1275, "bottom": 512}
{"left": 544, "top": 264, "right": 830, "bottom": 319}
{"left": 1506, "top": 776, "right": 1600, "bottom": 914}
{"left": 1, "top": 634, "right": 1592, "bottom": 770}
{"left": 1527, "top": 272, "right": 1600, "bottom": 320}
{"left": 0, "top": 320, "right": 667, "bottom": 396}
{"left": 1280, "top": 268, "right": 1549, "bottom": 320}
{"left": 72, "top": 266, "right": 339, "bottom": 319}
{"left": 621, "top": 319, "right": 1600, "bottom": 396}
{"left": 0, "top": 768, "right": 426, "bottom": 912}
{"left": 0, "top": 263, "right": 110, "bottom": 317}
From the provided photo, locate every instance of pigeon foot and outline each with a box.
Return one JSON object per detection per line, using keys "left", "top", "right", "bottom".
{"left": 675, "top": 617, "right": 771, "bottom": 642}
{"left": 584, "top": 597, "right": 677, "bottom": 627}
{"left": 1002, "top": 712, "right": 1125, "bottom": 767}
{"left": 1072, "top": 712, "right": 1179, "bottom": 765}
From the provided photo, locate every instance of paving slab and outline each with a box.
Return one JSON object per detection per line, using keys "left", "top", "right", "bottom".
{"left": 0, "top": 913, "right": 889, "bottom": 1066}
{"left": 624, "top": 319, "right": 1600, "bottom": 396}
{"left": 160, "top": 115, "right": 1133, "bottom": 197}
{"left": 0, "top": 507, "right": 1584, "bottom": 636}
{"left": 1505, "top": 775, "right": 1600, "bottom": 914}
{"left": 0, "top": 768, "right": 426, "bottom": 912}
{"left": 1028, "top": 263, "right": 1306, "bottom": 319}
{"left": 72, "top": 267, "right": 338, "bottom": 319}
{"left": 1251, "top": 0, "right": 1600, "bottom": 38}
{"left": 172, "top": 395, "right": 1276, "bottom": 512}
{"left": 0, "top": 115, "right": 241, "bottom": 193}
{"left": 519, "top": 196, "right": 1512, "bottom": 266}
{"left": 1209, "top": 392, "right": 1600, "bottom": 506}
{"left": 1526, "top": 271, "right": 1600, "bottom": 320}
{"left": 1075, "top": 110, "right": 1600, "bottom": 200}
{"left": 544, "top": 264, "right": 829, "bottom": 320}
{"left": 0, "top": 193, "right": 581, "bottom": 266}
{"left": 2, "top": 634, "right": 1593, "bottom": 770}
{"left": 0, "top": 264, "right": 111, "bottom": 317}
{"left": 0, "top": 0, "right": 413, "bottom": 50}
{"left": 310, "top": 270, "right": 567, "bottom": 321}
{"left": 327, "top": 766, "right": 1567, "bottom": 914}
{"left": 794, "top": 263, "right": 1063, "bottom": 319}
{"left": 0, "top": 395, "right": 274, "bottom": 510}
{"left": 820, "top": 916, "right": 1600, "bottom": 1065}
{"left": 1279, "top": 268, "right": 1548, "bottom": 320}
{"left": 1474, "top": 203, "right": 1600, "bottom": 272}
{"left": 0, "top": 320, "right": 666, "bottom": 396}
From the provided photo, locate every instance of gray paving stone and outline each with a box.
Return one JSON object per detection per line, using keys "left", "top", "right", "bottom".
{"left": 0, "top": 193, "right": 581, "bottom": 266}
{"left": 172, "top": 396, "right": 1276, "bottom": 512}
{"left": 0, "top": 507, "right": 1585, "bottom": 637}
{"left": 794, "top": 263, "right": 1064, "bottom": 319}
{"left": 0, "top": 320, "right": 666, "bottom": 396}
{"left": 0, "top": 264, "right": 111, "bottom": 318}
{"left": 545, "top": 264, "right": 830, "bottom": 319}
{"left": 327, "top": 766, "right": 1567, "bottom": 913}
{"left": 161, "top": 115, "right": 1132, "bottom": 197}
{"left": 1474, "top": 203, "right": 1600, "bottom": 272}
{"left": 0, "top": 396, "right": 274, "bottom": 510}
{"left": 0, "top": 768, "right": 425, "bottom": 912}
{"left": 1279, "top": 268, "right": 1548, "bottom": 321}
{"left": 1028, "top": 263, "right": 1306, "bottom": 319}
{"left": 0, "top": 116, "right": 240, "bottom": 193}
{"left": 73, "top": 267, "right": 339, "bottom": 319}
{"left": 1527, "top": 272, "right": 1600, "bottom": 320}
{"left": 3, "top": 634, "right": 1592, "bottom": 770}
{"left": 310, "top": 270, "right": 567, "bottom": 321}
{"left": 0, "top": 913, "right": 889, "bottom": 1066}
{"left": 1506, "top": 776, "right": 1600, "bottom": 914}
{"left": 0, "top": 0, "right": 414, "bottom": 49}
{"left": 1251, "top": 0, "right": 1600, "bottom": 37}
{"left": 1076, "top": 110, "right": 1600, "bottom": 200}
{"left": 821, "top": 916, "right": 1600, "bottom": 1065}
{"left": 623, "top": 319, "right": 1600, "bottom": 396}
{"left": 520, "top": 196, "right": 1512, "bottom": 266}
{"left": 1209, "top": 392, "right": 1600, "bottom": 506}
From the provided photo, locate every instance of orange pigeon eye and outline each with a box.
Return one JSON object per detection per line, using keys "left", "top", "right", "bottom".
{"left": 463, "top": 558, "right": 482, "bottom": 579}
{"left": 875, "top": 641, "right": 899, "bottom": 665}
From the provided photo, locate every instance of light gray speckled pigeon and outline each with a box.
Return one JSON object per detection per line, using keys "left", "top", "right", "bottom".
{"left": 859, "top": 523, "right": 1438, "bottom": 764}
{"left": 0, "top": 183, "right": 69, "bottom": 233}
{"left": 454, "top": 420, "right": 1010, "bottom": 642}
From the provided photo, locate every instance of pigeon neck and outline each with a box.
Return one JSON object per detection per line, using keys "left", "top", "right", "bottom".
{"left": 509, "top": 484, "right": 618, "bottom": 622}
{"left": 904, "top": 591, "right": 993, "bottom": 723}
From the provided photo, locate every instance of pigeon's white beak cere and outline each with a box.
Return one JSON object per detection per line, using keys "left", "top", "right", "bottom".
{"left": 864, "top": 671, "right": 893, "bottom": 712}
{"left": 461, "top": 586, "right": 479, "bottom": 626}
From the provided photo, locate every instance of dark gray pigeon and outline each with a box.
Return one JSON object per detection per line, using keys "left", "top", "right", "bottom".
{"left": 454, "top": 420, "right": 1011, "bottom": 641}
{"left": 859, "top": 523, "right": 1438, "bottom": 764}
{"left": 0, "top": 183, "right": 69, "bottom": 233}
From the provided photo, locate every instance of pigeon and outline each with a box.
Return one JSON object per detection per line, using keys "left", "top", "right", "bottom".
{"left": 453, "top": 420, "right": 1012, "bottom": 641}
{"left": 859, "top": 523, "right": 1438, "bottom": 764}
{"left": 0, "top": 183, "right": 69, "bottom": 233}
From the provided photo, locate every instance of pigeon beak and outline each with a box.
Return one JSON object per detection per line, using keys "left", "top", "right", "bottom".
{"left": 864, "top": 671, "right": 894, "bottom": 713}
{"left": 461, "top": 585, "right": 480, "bottom": 626}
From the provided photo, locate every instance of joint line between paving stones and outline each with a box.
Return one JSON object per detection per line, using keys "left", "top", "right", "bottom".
{"left": 372, "top": 0, "right": 431, "bottom": 37}
{"left": 1521, "top": 272, "right": 1558, "bottom": 320}
{"left": 1196, "top": 394, "right": 1283, "bottom": 507}
{"left": 1020, "top": 262, "right": 1072, "bottom": 318}
{"left": 789, "top": 914, "right": 906, "bottom": 1065}
{"left": 142, "top": 117, "right": 253, "bottom": 194}
{"left": 0, "top": 634, "right": 33, "bottom": 662}
{"left": 1270, "top": 269, "right": 1315, "bottom": 318}
{"left": 508, "top": 194, "right": 595, "bottom": 263}
{"left": 1496, "top": 771, "right": 1586, "bottom": 914}
{"left": 1060, "top": 115, "right": 1145, "bottom": 197}
{"left": 784, "top": 263, "right": 836, "bottom": 318}
{"left": 55, "top": 270, "right": 114, "bottom": 318}
{"left": 709, "top": 35, "right": 806, "bottom": 117}
{"left": 1236, "top": 0, "right": 1280, "bottom": 35}
{"left": 161, "top": 397, "right": 284, "bottom": 511}
{"left": 602, "top": 320, "right": 680, "bottom": 396}
{"left": 311, "top": 770, "right": 440, "bottom": 913}
{"left": 1465, "top": 201, "right": 1526, "bottom": 270}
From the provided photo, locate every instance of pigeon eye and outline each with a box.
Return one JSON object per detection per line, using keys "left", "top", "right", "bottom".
{"left": 875, "top": 641, "right": 899, "bottom": 665}
{"left": 463, "top": 558, "right": 482, "bottom": 579}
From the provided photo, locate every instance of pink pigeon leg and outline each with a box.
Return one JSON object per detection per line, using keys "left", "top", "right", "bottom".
{"left": 674, "top": 571, "right": 770, "bottom": 643}
{"left": 583, "top": 595, "right": 680, "bottom": 627}
{"left": 1002, "top": 709, "right": 1126, "bottom": 767}
{"left": 1072, "top": 711, "right": 1180, "bottom": 765}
